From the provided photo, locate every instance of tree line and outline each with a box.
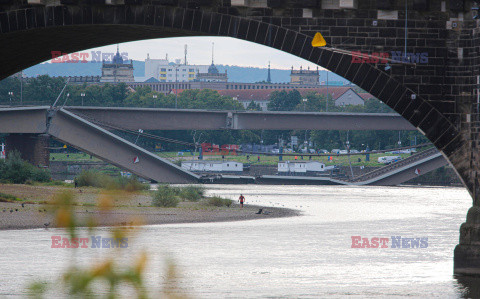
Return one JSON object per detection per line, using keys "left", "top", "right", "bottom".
{"left": 0, "top": 75, "right": 428, "bottom": 151}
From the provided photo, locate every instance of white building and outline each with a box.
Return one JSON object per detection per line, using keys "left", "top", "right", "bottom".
{"left": 181, "top": 160, "right": 243, "bottom": 172}
{"left": 278, "top": 161, "right": 332, "bottom": 174}
{"left": 334, "top": 89, "right": 365, "bottom": 106}
{"left": 144, "top": 54, "right": 209, "bottom": 83}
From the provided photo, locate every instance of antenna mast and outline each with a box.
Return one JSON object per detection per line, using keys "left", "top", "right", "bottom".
{"left": 211, "top": 42, "right": 214, "bottom": 64}
{"left": 184, "top": 44, "right": 188, "bottom": 65}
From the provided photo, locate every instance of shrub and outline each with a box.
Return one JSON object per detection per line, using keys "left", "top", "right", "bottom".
{"left": 0, "top": 151, "right": 51, "bottom": 184}
{"left": 116, "top": 176, "right": 149, "bottom": 192}
{"left": 0, "top": 192, "right": 19, "bottom": 202}
{"left": 207, "top": 196, "right": 232, "bottom": 207}
{"left": 75, "top": 170, "right": 147, "bottom": 191}
{"left": 30, "top": 167, "right": 51, "bottom": 182}
{"left": 152, "top": 185, "right": 180, "bottom": 207}
{"left": 179, "top": 185, "right": 205, "bottom": 201}
{"left": 75, "top": 170, "right": 105, "bottom": 188}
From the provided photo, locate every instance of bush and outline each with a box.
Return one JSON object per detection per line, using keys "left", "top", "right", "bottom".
{"left": 207, "top": 196, "right": 232, "bottom": 207}
{"left": 178, "top": 185, "right": 205, "bottom": 202}
{"left": 30, "top": 167, "right": 51, "bottom": 182}
{"left": 75, "top": 170, "right": 147, "bottom": 191}
{"left": 152, "top": 185, "right": 180, "bottom": 207}
{"left": 0, "top": 151, "right": 51, "bottom": 184}
{"left": 0, "top": 192, "right": 19, "bottom": 202}
{"left": 75, "top": 170, "right": 105, "bottom": 188}
{"left": 116, "top": 176, "right": 149, "bottom": 192}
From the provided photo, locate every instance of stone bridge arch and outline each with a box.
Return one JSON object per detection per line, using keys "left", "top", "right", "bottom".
{"left": 1, "top": 1, "right": 480, "bottom": 275}
{"left": 0, "top": 5, "right": 469, "bottom": 194}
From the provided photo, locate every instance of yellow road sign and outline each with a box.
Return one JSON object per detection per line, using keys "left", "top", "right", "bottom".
{"left": 311, "top": 32, "right": 326, "bottom": 47}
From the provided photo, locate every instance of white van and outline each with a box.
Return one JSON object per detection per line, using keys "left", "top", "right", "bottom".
{"left": 378, "top": 156, "right": 401, "bottom": 164}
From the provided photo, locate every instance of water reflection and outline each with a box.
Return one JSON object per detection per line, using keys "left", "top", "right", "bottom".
{"left": 455, "top": 276, "right": 480, "bottom": 298}
{"left": 0, "top": 184, "right": 476, "bottom": 297}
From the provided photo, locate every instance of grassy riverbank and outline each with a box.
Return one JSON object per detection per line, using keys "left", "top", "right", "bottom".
{"left": 0, "top": 184, "right": 299, "bottom": 230}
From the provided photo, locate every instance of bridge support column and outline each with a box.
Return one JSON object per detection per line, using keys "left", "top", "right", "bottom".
{"left": 454, "top": 204, "right": 480, "bottom": 276}
{"left": 5, "top": 133, "right": 50, "bottom": 167}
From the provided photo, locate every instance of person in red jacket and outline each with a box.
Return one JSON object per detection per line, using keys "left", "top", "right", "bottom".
{"left": 239, "top": 194, "right": 245, "bottom": 208}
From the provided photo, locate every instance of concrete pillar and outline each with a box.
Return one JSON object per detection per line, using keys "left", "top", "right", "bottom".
{"left": 5, "top": 133, "right": 50, "bottom": 167}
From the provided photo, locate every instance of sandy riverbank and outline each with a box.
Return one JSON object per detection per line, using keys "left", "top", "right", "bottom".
{"left": 0, "top": 184, "right": 300, "bottom": 230}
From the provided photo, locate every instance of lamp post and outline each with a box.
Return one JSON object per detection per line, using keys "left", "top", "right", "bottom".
{"left": 80, "top": 93, "right": 85, "bottom": 106}
{"left": 326, "top": 71, "right": 329, "bottom": 112}
{"left": 20, "top": 71, "right": 23, "bottom": 105}
{"left": 8, "top": 91, "right": 13, "bottom": 105}
{"left": 153, "top": 94, "right": 157, "bottom": 108}
{"left": 303, "top": 98, "right": 308, "bottom": 152}
{"left": 346, "top": 131, "right": 354, "bottom": 178}
{"left": 175, "top": 67, "right": 178, "bottom": 109}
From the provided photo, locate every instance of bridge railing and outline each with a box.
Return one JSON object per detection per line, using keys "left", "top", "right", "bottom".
{"left": 348, "top": 147, "right": 439, "bottom": 183}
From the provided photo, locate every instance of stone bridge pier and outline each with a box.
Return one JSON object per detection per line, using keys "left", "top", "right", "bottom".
{"left": 5, "top": 134, "right": 50, "bottom": 167}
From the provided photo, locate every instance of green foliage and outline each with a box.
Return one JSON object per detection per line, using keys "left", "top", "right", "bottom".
{"left": 115, "top": 176, "right": 150, "bottom": 192}
{"left": 0, "top": 192, "right": 20, "bottom": 202}
{"left": 207, "top": 196, "right": 232, "bottom": 207}
{"left": 74, "top": 170, "right": 147, "bottom": 191}
{"left": 178, "top": 185, "right": 205, "bottom": 202}
{"left": 0, "top": 151, "right": 51, "bottom": 184}
{"left": 267, "top": 90, "right": 301, "bottom": 111}
{"left": 152, "top": 185, "right": 180, "bottom": 207}
{"left": 246, "top": 100, "right": 261, "bottom": 111}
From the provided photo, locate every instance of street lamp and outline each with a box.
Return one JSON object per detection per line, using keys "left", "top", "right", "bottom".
{"left": 8, "top": 91, "right": 13, "bottom": 105}
{"left": 175, "top": 67, "right": 178, "bottom": 109}
{"left": 153, "top": 94, "right": 157, "bottom": 108}
{"left": 302, "top": 98, "right": 307, "bottom": 112}
{"left": 80, "top": 93, "right": 85, "bottom": 106}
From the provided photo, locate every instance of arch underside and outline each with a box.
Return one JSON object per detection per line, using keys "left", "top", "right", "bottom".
{"left": 0, "top": 5, "right": 471, "bottom": 197}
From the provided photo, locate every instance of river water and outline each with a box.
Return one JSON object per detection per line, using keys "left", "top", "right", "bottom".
{"left": 0, "top": 184, "right": 478, "bottom": 298}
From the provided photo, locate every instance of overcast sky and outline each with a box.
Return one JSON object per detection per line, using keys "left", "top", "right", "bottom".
{"left": 57, "top": 36, "right": 322, "bottom": 70}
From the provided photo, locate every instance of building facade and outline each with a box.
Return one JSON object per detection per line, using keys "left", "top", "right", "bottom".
{"left": 100, "top": 46, "right": 134, "bottom": 83}
{"left": 144, "top": 53, "right": 209, "bottom": 83}
{"left": 334, "top": 89, "right": 365, "bottom": 106}
{"left": 196, "top": 62, "right": 228, "bottom": 82}
{"left": 290, "top": 66, "right": 320, "bottom": 85}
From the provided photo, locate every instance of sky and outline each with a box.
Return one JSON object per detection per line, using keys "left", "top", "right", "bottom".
{"left": 49, "top": 36, "right": 322, "bottom": 70}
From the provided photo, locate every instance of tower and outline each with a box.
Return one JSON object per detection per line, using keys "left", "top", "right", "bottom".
{"left": 267, "top": 61, "right": 271, "bottom": 83}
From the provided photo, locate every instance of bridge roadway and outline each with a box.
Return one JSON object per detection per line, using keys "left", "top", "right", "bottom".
{"left": 0, "top": 106, "right": 429, "bottom": 184}
{"left": 66, "top": 106, "right": 416, "bottom": 131}
{"left": 0, "top": 106, "right": 416, "bottom": 132}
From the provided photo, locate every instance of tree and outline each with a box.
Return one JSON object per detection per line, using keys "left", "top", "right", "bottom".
{"left": 246, "top": 100, "right": 261, "bottom": 111}
{"left": 267, "top": 90, "right": 301, "bottom": 111}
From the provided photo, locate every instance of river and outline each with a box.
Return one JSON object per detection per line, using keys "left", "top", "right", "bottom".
{"left": 0, "top": 184, "right": 478, "bottom": 298}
